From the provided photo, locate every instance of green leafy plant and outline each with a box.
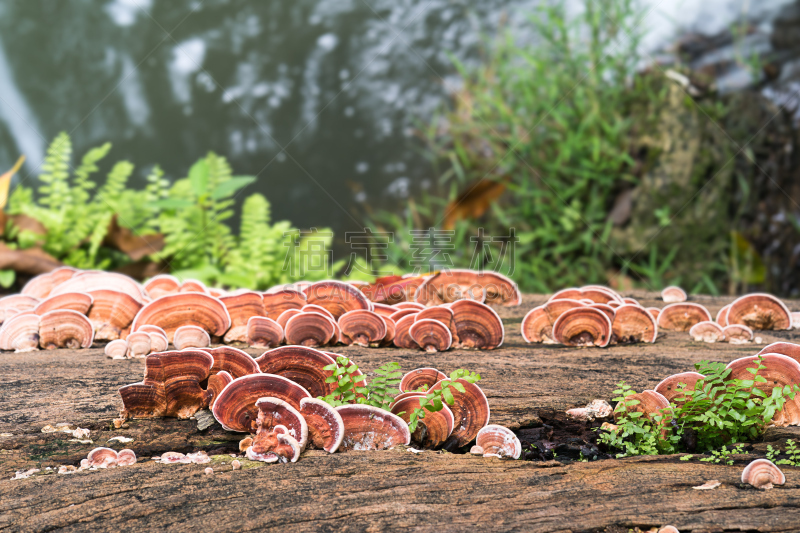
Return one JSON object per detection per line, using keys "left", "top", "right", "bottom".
{"left": 767, "top": 439, "right": 800, "bottom": 467}
{"left": 406, "top": 369, "right": 481, "bottom": 433}
{"left": 699, "top": 443, "right": 746, "bottom": 465}
{"left": 600, "top": 358, "right": 800, "bottom": 458}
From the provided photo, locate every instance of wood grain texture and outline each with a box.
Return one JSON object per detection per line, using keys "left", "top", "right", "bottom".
{"left": 1, "top": 292, "right": 799, "bottom": 532}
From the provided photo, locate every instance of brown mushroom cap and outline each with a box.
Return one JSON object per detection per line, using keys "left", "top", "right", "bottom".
{"left": 33, "top": 292, "right": 93, "bottom": 316}
{"left": 550, "top": 287, "right": 620, "bottom": 305}
{"left": 388, "top": 308, "right": 419, "bottom": 323}
{"left": 726, "top": 354, "right": 800, "bottom": 426}
{"left": 430, "top": 378, "right": 490, "bottom": 447}
{"left": 553, "top": 307, "right": 612, "bottom": 347}
{"left": 247, "top": 425, "right": 301, "bottom": 463}
{"left": 415, "top": 306, "right": 457, "bottom": 341}
{"left": 173, "top": 325, "right": 211, "bottom": 350}
{"left": 87, "top": 447, "right": 118, "bottom": 468}
{"left": 390, "top": 391, "right": 426, "bottom": 408}
{"left": 105, "top": 338, "right": 129, "bottom": 359}
{"left": 372, "top": 303, "right": 396, "bottom": 318}
{"left": 203, "top": 346, "right": 259, "bottom": 378}
{"left": 0, "top": 295, "right": 40, "bottom": 325}
{"left": 85, "top": 289, "right": 143, "bottom": 341}
{"left": 379, "top": 316, "right": 396, "bottom": 347}
{"left": 336, "top": 404, "right": 411, "bottom": 451}
{"left": 726, "top": 293, "right": 791, "bottom": 330}
{"left": 449, "top": 300, "right": 504, "bottom": 350}
{"left": 125, "top": 332, "right": 153, "bottom": 358}
{"left": 589, "top": 303, "right": 616, "bottom": 323}
{"left": 118, "top": 355, "right": 168, "bottom": 418}
{"left": 276, "top": 308, "right": 302, "bottom": 330}
{"left": 299, "top": 397, "right": 344, "bottom": 453}
{"left": 212, "top": 373, "right": 311, "bottom": 432}
{"left": 392, "top": 314, "right": 418, "bottom": 349}
{"left": 303, "top": 280, "right": 371, "bottom": 319}
{"left": 38, "top": 309, "right": 94, "bottom": 349}
{"left": 716, "top": 304, "right": 731, "bottom": 324}
{"left": 262, "top": 289, "right": 307, "bottom": 317}
{"left": 400, "top": 367, "right": 447, "bottom": 392}
{"left": 657, "top": 303, "right": 712, "bottom": 332}
{"left": 757, "top": 342, "right": 800, "bottom": 365}
{"left": 148, "top": 332, "right": 169, "bottom": 353}
{"left": 741, "top": 458, "right": 785, "bottom": 489}
{"left": 409, "top": 319, "right": 452, "bottom": 352}
{"left": 414, "top": 269, "right": 521, "bottom": 307}
{"left": 338, "top": 309, "right": 387, "bottom": 347}
{"left": 178, "top": 279, "right": 208, "bottom": 294}
{"left": 116, "top": 449, "right": 137, "bottom": 467}
{"left": 391, "top": 395, "right": 454, "bottom": 448}
{"left": 613, "top": 390, "right": 672, "bottom": 436}
{"left": 394, "top": 302, "right": 425, "bottom": 311}
{"left": 721, "top": 324, "right": 753, "bottom": 344}
{"left": 206, "top": 370, "right": 233, "bottom": 406}
{"left": 246, "top": 316, "right": 284, "bottom": 348}
{"left": 220, "top": 292, "right": 265, "bottom": 343}
{"left": 647, "top": 307, "right": 661, "bottom": 319}
{"left": 612, "top": 304, "right": 657, "bottom": 344}
{"left": 654, "top": 372, "right": 705, "bottom": 404}
{"left": 688, "top": 321, "right": 724, "bottom": 343}
{"left": 131, "top": 293, "right": 231, "bottom": 342}
{"left": 284, "top": 312, "right": 336, "bottom": 347}
{"left": 50, "top": 271, "right": 146, "bottom": 303}
{"left": 159, "top": 350, "right": 215, "bottom": 418}
{"left": 21, "top": 267, "right": 78, "bottom": 299}
{"left": 543, "top": 298, "right": 586, "bottom": 324}
{"left": 521, "top": 306, "right": 553, "bottom": 344}
{"left": 143, "top": 274, "right": 180, "bottom": 299}
{"left": 0, "top": 313, "right": 41, "bottom": 351}
{"left": 254, "top": 346, "right": 337, "bottom": 397}
{"left": 476, "top": 424, "right": 521, "bottom": 459}
{"left": 661, "top": 286, "right": 687, "bottom": 303}
{"left": 301, "top": 304, "right": 336, "bottom": 321}
{"left": 254, "top": 396, "right": 309, "bottom": 451}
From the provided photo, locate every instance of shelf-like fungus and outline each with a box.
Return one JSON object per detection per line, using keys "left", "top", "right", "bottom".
{"left": 246, "top": 316, "right": 284, "bottom": 348}
{"left": 253, "top": 397, "right": 309, "bottom": 450}
{"left": 521, "top": 306, "right": 555, "bottom": 344}
{"left": 299, "top": 397, "right": 344, "bottom": 453}
{"left": 284, "top": 312, "right": 336, "bottom": 347}
{"left": 338, "top": 309, "right": 387, "bottom": 347}
{"left": 552, "top": 307, "right": 612, "bottom": 347}
{"left": 654, "top": 372, "right": 705, "bottom": 404}
{"left": 262, "top": 289, "right": 307, "bottom": 317}
{"left": 614, "top": 390, "right": 672, "bottom": 436}
{"left": 656, "top": 303, "right": 712, "bottom": 332}
{"left": 38, "top": 309, "right": 93, "bottom": 349}
{"left": 399, "top": 367, "right": 447, "bottom": 392}
{"left": 414, "top": 269, "right": 521, "bottom": 307}
{"left": 203, "top": 346, "right": 260, "bottom": 378}
{"left": 550, "top": 286, "right": 621, "bottom": 305}
{"left": 409, "top": 319, "right": 452, "bottom": 352}
{"left": 392, "top": 314, "right": 418, "bottom": 349}
{"left": 254, "top": 346, "right": 337, "bottom": 397}
{"left": 716, "top": 304, "right": 731, "bottom": 325}
{"left": 0, "top": 313, "right": 41, "bottom": 352}
{"left": 391, "top": 395, "right": 454, "bottom": 448}
{"left": 178, "top": 279, "right": 208, "bottom": 293}
{"left": 741, "top": 458, "right": 785, "bottom": 489}
{"left": 388, "top": 308, "right": 418, "bottom": 323}
{"left": 173, "top": 325, "right": 211, "bottom": 350}
{"left": 246, "top": 424, "right": 302, "bottom": 463}
{"left": 449, "top": 300, "right": 504, "bottom": 350}
{"left": 336, "top": 404, "right": 411, "bottom": 451}
{"left": 220, "top": 292, "right": 265, "bottom": 343}
{"left": 379, "top": 316, "right": 396, "bottom": 347}
{"left": 87, "top": 447, "right": 120, "bottom": 468}
{"left": 50, "top": 271, "right": 146, "bottom": 303}
{"left": 21, "top": 267, "right": 77, "bottom": 299}
{"left": 726, "top": 354, "right": 800, "bottom": 426}
{"left": 212, "top": 373, "right": 311, "bottom": 432}
{"left": 726, "top": 293, "right": 792, "bottom": 330}
{"left": 85, "top": 289, "right": 143, "bottom": 341}
{"left": 206, "top": 370, "right": 233, "bottom": 405}
{"left": 143, "top": 274, "right": 180, "bottom": 299}
{"left": 757, "top": 342, "right": 800, "bottom": 364}
{"left": 33, "top": 292, "right": 93, "bottom": 316}
{"left": 303, "top": 280, "right": 371, "bottom": 319}
{"left": 116, "top": 449, "right": 137, "bottom": 467}
{"left": 430, "top": 378, "right": 490, "bottom": 447}
{"left": 276, "top": 308, "right": 302, "bottom": 330}
{"left": 689, "top": 321, "right": 725, "bottom": 343}
{"left": 104, "top": 338, "right": 128, "bottom": 359}
{"left": 131, "top": 293, "right": 231, "bottom": 342}
{"left": 475, "top": 425, "right": 521, "bottom": 459}
{"left": 612, "top": 304, "right": 658, "bottom": 344}
{"left": 147, "top": 331, "right": 168, "bottom": 353}
{"left": 661, "top": 286, "right": 687, "bottom": 303}
{"left": 721, "top": 324, "right": 753, "bottom": 344}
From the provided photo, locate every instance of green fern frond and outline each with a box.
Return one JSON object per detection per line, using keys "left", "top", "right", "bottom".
{"left": 95, "top": 160, "right": 134, "bottom": 209}
{"left": 72, "top": 142, "right": 111, "bottom": 205}
{"left": 38, "top": 132, "right": 72, "bottom": 209}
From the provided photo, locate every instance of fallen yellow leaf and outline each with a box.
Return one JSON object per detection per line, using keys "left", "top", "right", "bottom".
{"left": 0, "top": 155, "right": 25, "bottom": 210}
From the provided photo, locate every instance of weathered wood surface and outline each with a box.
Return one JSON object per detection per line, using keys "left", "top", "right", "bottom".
{"left": 1, "top": 292, "right": 799, "bottom": 532}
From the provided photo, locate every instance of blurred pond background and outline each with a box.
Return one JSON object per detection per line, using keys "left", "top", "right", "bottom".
{"left": 1, "top": 0, "right": 800, "bottom": 295}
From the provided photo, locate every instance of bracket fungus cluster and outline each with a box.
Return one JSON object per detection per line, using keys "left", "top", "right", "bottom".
{"left": 522, "top": 287, "right": 656, "bottom": 347}
{"left": 741, "top": 458, "right": 785, "bottom": 489}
